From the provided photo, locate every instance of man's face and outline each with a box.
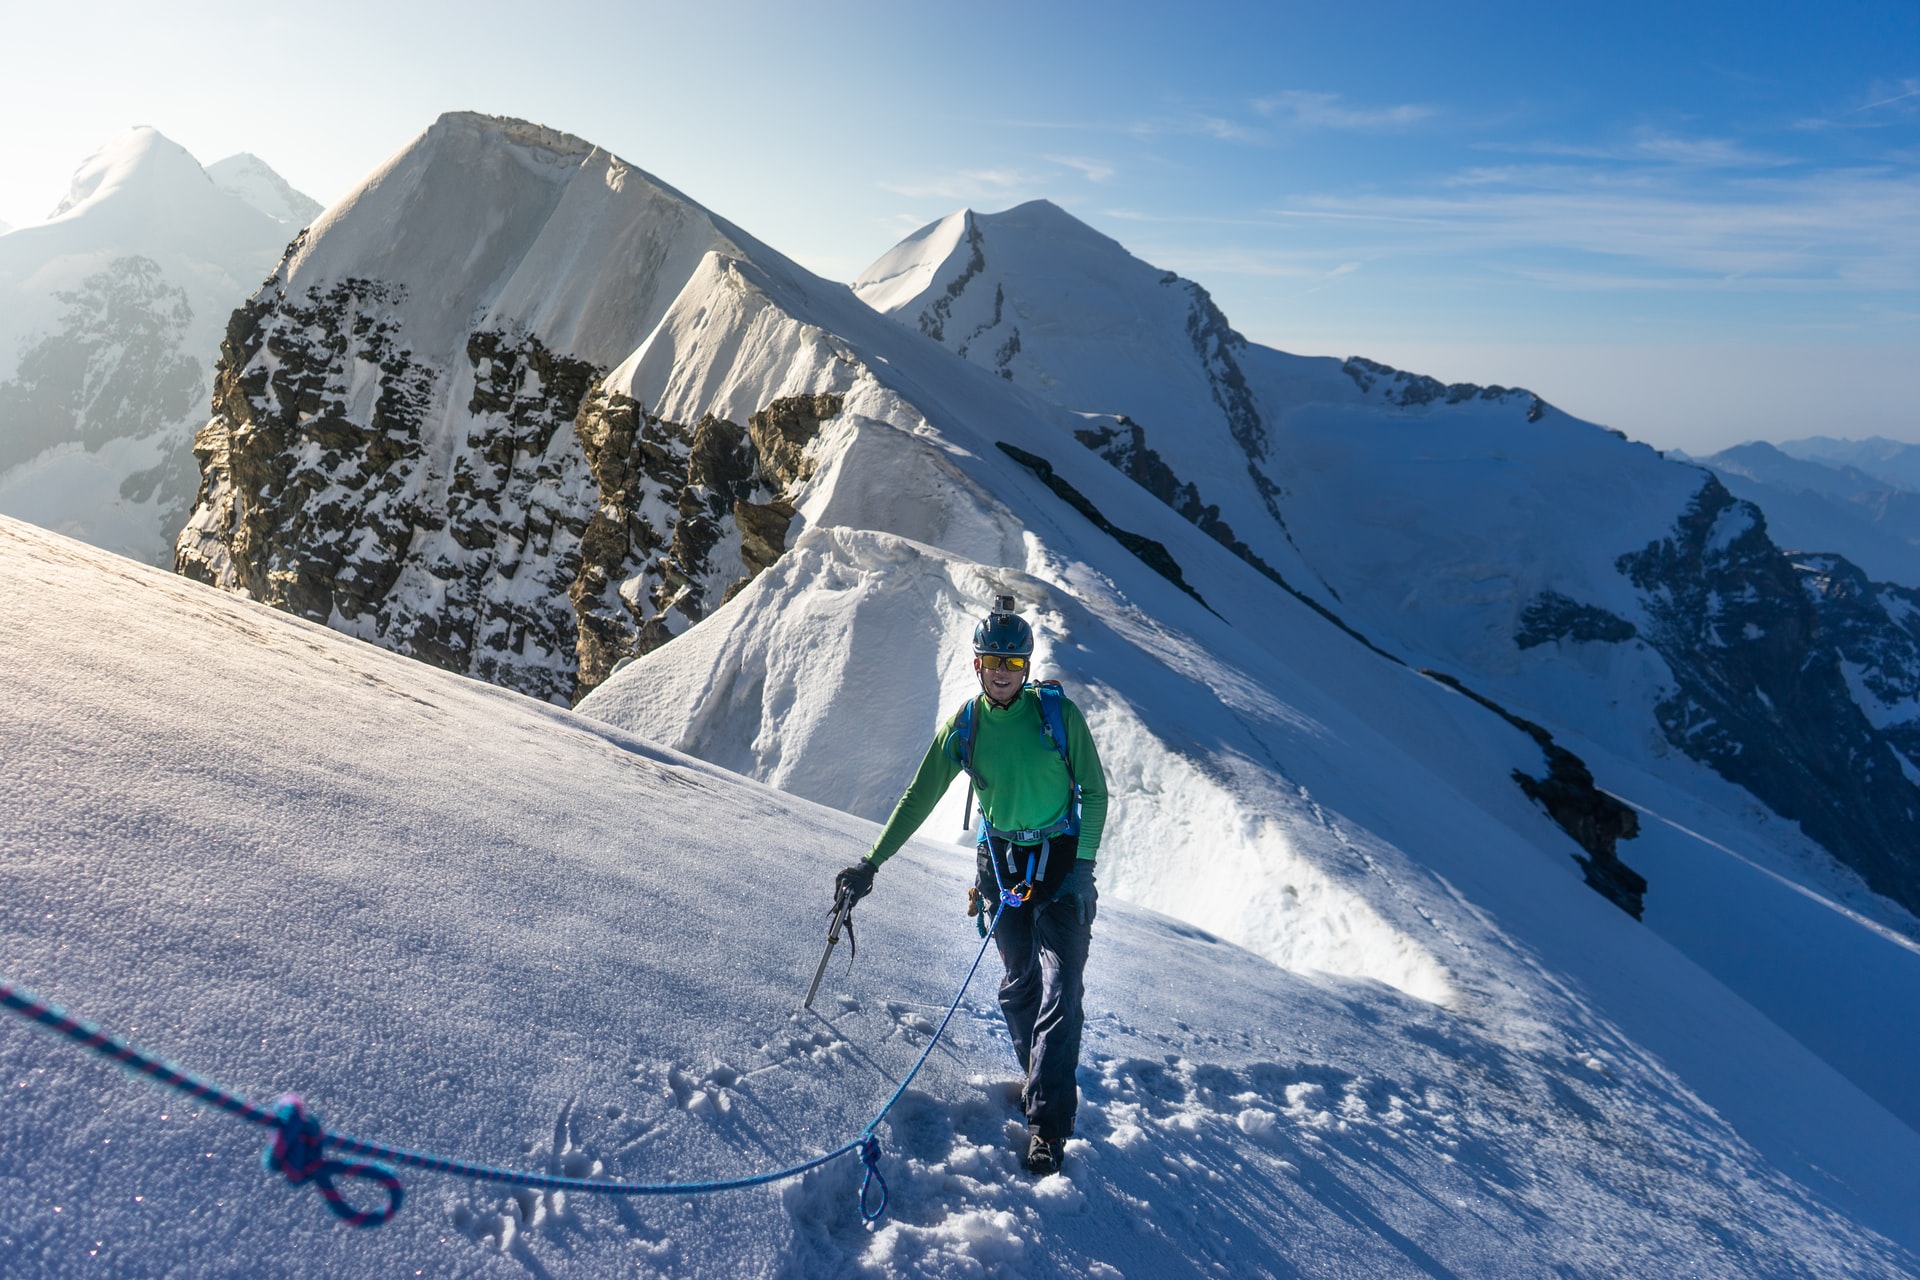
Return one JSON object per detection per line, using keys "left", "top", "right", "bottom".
{"left": 974, "top": 654, "right": 1026, "bottom": 703}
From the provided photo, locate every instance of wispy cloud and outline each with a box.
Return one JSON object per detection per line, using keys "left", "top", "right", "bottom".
{"left": 1796, "top": 78, "right": 1920, "bottom": 130}
{"left": 1253, "top": 90, "right": 1436, "bottom": 131}
{"left": 1046, "top": 154, "right": 1116, "bottom": 183}
{"left": 1265, "top": 166, "right": 1920, "bottom": 289}
{"left": 1477, "top": 128, "right": 1794, "bottom": 168}
{"left": 876, "top": 169, "right": 1040, "bottom": 201}
{"left": 1127, "top": 113, "right": 1265, "bottom": 143}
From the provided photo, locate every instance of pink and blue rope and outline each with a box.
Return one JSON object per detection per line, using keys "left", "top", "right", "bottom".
{"left": 0, "top": 913, "right": 1001, "bottom": 1231}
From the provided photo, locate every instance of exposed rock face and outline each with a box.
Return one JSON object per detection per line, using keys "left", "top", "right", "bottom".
{"left": 177, "top": 258, "right": 841, "bottom": 707}
{"left": 177, "top": 275, "right": 437, "bottom": 621}
{"left": 1516, "top": 592, "right": 1639, "bottom": 649}
{"left": 995, "top": 440, "right": 1214, "bottom": 613}
{"left": 1617, "top": 476, "right": 1920, "bottom": 909}
{"left": 1420, "top": 668, "right": 1647, "bottom": 916}
{"left": 1795, "top": 555, "right": 1920, "bottom": 771}
{"left": 1076, "top": 416, "right": 1252, "bottom": 557}
{"left": 570, "top": 391, "right": 839, "bottom": 695}
{"left": 0, "top": 256, "right": 206, "bottom": 538}
{"left": 176, "top": 271, "right": 601, "bottom": 703}
{"left": 916, "top": 214, "right": 989, "bottom": 350}
{"left": 174, "top": 114, "right": 849, "bottom": 708}
{"left": 1342, "top": 356, "right": 1549, "bottom": 423}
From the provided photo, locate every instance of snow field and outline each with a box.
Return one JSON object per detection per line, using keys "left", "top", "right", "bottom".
{"left": 6, "top": 517, "right": 1918, "bottom": 1276}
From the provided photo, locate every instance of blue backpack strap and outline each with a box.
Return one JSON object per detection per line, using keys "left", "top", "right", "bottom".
{"left": 1031, "top": 681, "right": 1074, "bottom": 779}
{"left": 945, "top": 695, "right": 986, "bottom": 784}
{"left": 946, "top": 695, "right": 985, "bottom": 830}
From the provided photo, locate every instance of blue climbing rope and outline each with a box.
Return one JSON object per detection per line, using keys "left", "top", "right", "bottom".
{"left": 0, "top": 904, "right": 1005, "bottom": 1231}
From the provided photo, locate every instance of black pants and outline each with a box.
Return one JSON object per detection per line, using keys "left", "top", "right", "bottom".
{"left": 977, "top": 835, "right": 1094, "bottom": 1140}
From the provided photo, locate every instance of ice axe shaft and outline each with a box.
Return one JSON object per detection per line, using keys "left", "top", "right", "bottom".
{"left": 803, "top": 888, "right": 855, "bottom": 1010}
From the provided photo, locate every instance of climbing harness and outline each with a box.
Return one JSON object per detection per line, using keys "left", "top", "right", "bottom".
{"left": 0, "top": 906, "right": 1005, "bottom": 1232}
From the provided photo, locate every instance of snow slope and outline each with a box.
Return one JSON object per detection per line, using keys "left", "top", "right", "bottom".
{"left": 571, "top": 180, "right": 1920, "bottom": 1142}
{"left": 849, "top": 198, "right": 1920, "bottom": 929}
{"left": 4, "top": 514, "right": 1918, "bottom": 1278}
{"left": 0, "top": 129, "right": 309, "bottom": 565}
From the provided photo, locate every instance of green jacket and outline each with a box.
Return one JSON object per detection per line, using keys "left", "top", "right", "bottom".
{"left": 866, "top": 686, "right": 1108, "bottom": 865}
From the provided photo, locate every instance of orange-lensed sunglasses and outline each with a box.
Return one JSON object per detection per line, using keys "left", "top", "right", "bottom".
{"left": 977, "top": 654, "right": 1029, "bottom": 671}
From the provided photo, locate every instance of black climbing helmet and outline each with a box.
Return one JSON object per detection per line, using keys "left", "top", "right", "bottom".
{"left": 973, "top": 594, "right": 1034, "bottom": 656}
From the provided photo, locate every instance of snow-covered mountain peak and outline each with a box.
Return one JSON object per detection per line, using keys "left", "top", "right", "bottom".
{"left": 7, "top": 125, "right": 294, "bottom": 273}
{"left": 48, "top": 126, "right": 217, "bottom": 224}
{"left": 854, "top": 199, "right": 1199, "bottom": 360}
{"left": 282, "top": 111, "right": 805, "bottom": 368}
{"left": 206, "top": 152, "right": 322, "bottom": 226}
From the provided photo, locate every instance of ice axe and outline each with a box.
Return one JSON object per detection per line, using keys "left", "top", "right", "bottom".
{"left": 803, "top": 882, "right": 858, "bottom": 1010}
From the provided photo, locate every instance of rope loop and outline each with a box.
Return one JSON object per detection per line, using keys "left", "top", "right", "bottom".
{"left": 857, "top": 1134, "right": 888, "bottom": 1224}
{"left": 263, "top": 1094, "right": 404, "bottom": 1228}
{"left": 5, "top": 905, "right": 1004, "bottom": 1235}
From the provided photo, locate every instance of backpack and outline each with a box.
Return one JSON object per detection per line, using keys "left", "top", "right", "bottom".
{"left": 946, "top": 680, "right": 1080, "bottom": 843}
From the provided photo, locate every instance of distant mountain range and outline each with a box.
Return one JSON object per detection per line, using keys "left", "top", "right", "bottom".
{"left": 0, "top": 128, "right": 314, "bottom": 565}
{"left": 1780, "top": 435, "right": 1920, "bottom": 491}
{"left": 1675, "top": 439, "right": 1920, "bottom": 585}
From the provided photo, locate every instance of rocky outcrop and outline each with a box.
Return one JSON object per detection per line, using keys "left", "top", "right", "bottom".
{"left": 177, "top": 276, "right": 438, "bottom": 619}
{"left": 1516, "top": 592, "right": 1639, "bottom": 649}
{"left": 1074, "top": 415, "right": 1412, "bottom": 661}
{"left": 176, "top": 272, "right": 602, "bottom": 702}
{"left": 178, "top": 253, "right": 843, "bottom": 707}
{"left": 995, "top": 440, "right": 1214, "bottom": 614}
{"left": 1422, "top": 670, "right": 1647, "bottom": 918}
{"left": 570, "top": 391, "right": 840, "bottom": 696}
{"left": 916, "top": 214, "right": 988, "bottom": 347}
{"left": 0, "top": 256, "right": 206, "bottom": 549}
{"left": 1618, "top": 476, "right": 1920, "bottom": 911}
{"left": 1342, "top": 356, "right": 1549, "bottom": 423}
{"left": 1792, "top": 554, "right": 1920, "bottom": 774}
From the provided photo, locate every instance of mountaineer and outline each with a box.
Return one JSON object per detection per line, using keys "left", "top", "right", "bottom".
{"left": 834, "top": 596, "right": 1108, "bottom": 1176}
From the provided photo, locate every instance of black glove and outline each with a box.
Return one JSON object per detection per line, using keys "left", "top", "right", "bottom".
{"left": 1054, "top": 859, "right": 1097, "bottom": 926}
{"left": 835, "top": 860, "right": 877, "bottom": 906}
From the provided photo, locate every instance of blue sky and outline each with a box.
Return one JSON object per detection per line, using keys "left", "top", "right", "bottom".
{"left": 3, "top": 0, "right": 1916, "bottom": 451}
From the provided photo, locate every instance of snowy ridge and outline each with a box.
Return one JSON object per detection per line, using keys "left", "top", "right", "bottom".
{"left": 581, "top": 523, "right": 1455, "bottom": 1003}
{"left": 5, "top": 514, "right": 1919, "bottom": 1277}
{"left": 855, "top": 200, "right": 1920, "bottom": 928}
{"left": 174, "top": 113, "right": 843, "bottom": 703}
{"left": 282, "top": 112, "right": 801, "bottom": 371}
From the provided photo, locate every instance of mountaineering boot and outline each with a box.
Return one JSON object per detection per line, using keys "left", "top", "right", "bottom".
{"left": 1023, "top": 1127, "right": 1065, "bottom": 1176}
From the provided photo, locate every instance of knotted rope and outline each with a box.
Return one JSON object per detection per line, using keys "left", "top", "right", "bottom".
{"left": 0, "top": 907, "right": 1001, "bottom": 1230}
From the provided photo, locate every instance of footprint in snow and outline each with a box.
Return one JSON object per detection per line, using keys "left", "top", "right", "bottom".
{"left": 449, "top": 1098, "right": 607, "bottom": 1251}
{"left": 885, "top": 1002, "right": 938, "bottom": 1038}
